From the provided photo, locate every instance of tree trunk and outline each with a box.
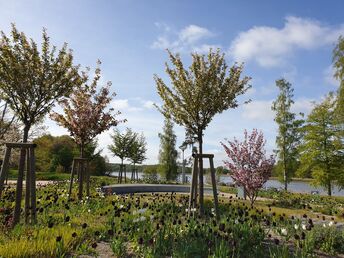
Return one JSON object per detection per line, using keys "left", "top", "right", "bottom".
{"left": 29, "top": 147, "right": 36, "bottom": 223}
{"left": 78, "top": 144, "right": 84, "bottom": 200}
{"left": 198, "top": 131, "right": 204, "bottom": 215}
{"left": 327, "top": 180, "right": 332, "bottom": 196}
{"left": 68, "top": 160, "right": 76, "bottom": 198}
{"left": 120, "top": 159, "right": 124, "bottom": 183}
{"left": 250, "top": 195, "right": 255, "bottom": 208}
{"left": 283, "top": 144, "right": 288, "bottom": 191}
{"left": 85, "top": 161, "right": 90, "bottom": 197}
{"left": 0, "top": 147, "right": 11, "bottom": 198}
{"left": 13, "top": 125, "right": 30, "bottom": 225}
{"left": 133, "top": 163, "right": 136, "bottom": 181}
{"left": 283, "top": 163, "right": 288, "bottom": 191}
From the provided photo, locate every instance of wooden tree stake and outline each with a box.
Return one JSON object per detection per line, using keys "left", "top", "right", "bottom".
{"left": 68, "top": 158, "right": 90, "bottom": 200}
{"left": 0, "top": 142, "right": 37, "bottom": 225}
{"left": 188, "top": 153, "right": 219, "bottom": 220}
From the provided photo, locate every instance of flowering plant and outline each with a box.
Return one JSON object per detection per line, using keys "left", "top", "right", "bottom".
{"left": 221, "top": 129, "right": 275, "bottom": 206}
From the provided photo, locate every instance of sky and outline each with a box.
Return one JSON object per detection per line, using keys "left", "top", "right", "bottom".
{"left": 0, "top": 0, "right": 343, "bottom": 166}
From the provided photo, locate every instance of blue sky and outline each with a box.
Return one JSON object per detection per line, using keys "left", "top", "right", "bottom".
{"left": 0, "top": 0, "right": 343, "bottom": 166}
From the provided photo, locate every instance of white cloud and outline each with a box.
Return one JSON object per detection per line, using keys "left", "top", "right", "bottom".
{"left": 179, "top": 25, "right": 213, "bottom": 44}
{"left": 229, "top": 16, "right": 344, "bottom": 67}
{"left": 192, "top": 44, "right": 222, "bottom": 54}
{"left": 152, "top": 23, "right": 218, "bottom": 53}
{"left": 291, "top": 98, "right": 315, "bottom": 115}
{"left": 143, "top": 100, "right": 155, "bottom": 109}
{"left": 151, "top": 36, "right": 177, "bottom": 50}
{"left": 154, "top": 22, "right": 171, "bottom": 32}
{"left": 323, "top": 65, "right": 339, "bottom": 87}
{"left": 112, "top": 99, "right": 129, "bottom": 109}
{"left": 111, "top": 99, "right": 143, "bottom": 112}
{"left": 242, "top": 100, "right": 274, "bottom": 121}
{"left": 245, "top": 86, "right": 257, "bottom": 96}
{"left": 242, "top": 97, "right": 314, "bottom": 121}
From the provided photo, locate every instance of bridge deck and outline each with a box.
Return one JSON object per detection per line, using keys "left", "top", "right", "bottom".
{"left": 101, "top": 184, "right": 213, "bottom": 195}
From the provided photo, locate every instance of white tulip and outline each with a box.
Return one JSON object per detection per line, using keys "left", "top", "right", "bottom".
{"left": 281, "top": 228, "right": 288, "bottom": 236}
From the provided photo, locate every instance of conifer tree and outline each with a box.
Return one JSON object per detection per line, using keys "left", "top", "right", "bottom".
{"left": 271, "top": 78, "right": 304, "bottom": 191}
{"left": 158, "top": 118, "right": 178, "bottom": 181}
{"left": 333, "top": 36, "right": 344, "bottom": 131}
{"left": 297, "top": 93, "right": 344, "bottom": 196}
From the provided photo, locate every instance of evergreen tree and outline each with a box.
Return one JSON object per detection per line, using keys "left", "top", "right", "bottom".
{"left": 297, "top": 93, "right": 344, "bottom": 196}
{"left": 48, "top": 135, "right": 76, "bottom": 172}
{"left": 158, "top": 118, "right": 178, "bottom": 181}
{"left": 271, "top": 78, "right": 304, "bottom": 190}
{"left": 333, "top": 36, "right": 344, "bottom": 125}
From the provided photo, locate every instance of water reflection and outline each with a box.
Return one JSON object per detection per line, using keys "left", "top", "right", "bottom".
{"left": 109, "top": 172, "right": 343, "bottom": 196}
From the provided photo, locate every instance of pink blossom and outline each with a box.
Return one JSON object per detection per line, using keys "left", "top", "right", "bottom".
{"left": 221, "top": 129, "right": 275, "bottom": 206}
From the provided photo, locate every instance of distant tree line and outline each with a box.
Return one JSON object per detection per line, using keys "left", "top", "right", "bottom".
{"left": 33, "top": 134, "right": 107, "bottom": 176}
{"left": 271, "top": 36, "right": 344, "bottom": 195}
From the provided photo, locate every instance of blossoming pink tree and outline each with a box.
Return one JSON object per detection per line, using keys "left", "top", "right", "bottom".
{"left": 221, "top": 129, "right": 275, "bottom": 207}
{"left": 51, "top": 61, "right": 124, "bottom": 199}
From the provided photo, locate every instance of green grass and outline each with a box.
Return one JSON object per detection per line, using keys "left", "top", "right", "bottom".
{"left": 5, "top": 169, "right": 120, "bottom": 182}
{"left": 6, "top": 169, "right": 70, "bottom": 181}
{"left": 1, "top": 179, "right": 344, "bottom": 257}
{"left": 268, "top": 176, "right": 314, "bottom": 182}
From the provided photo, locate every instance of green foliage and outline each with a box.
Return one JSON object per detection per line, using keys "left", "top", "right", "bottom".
{"left": 0, "top": 24, "right": 81, "bottom": 141}
{"left": 215, "top": 166, "right": 229, "bottom": 175}
{"left": 34, "top": 134, "right": 107, "bottom": 175}
{"left": 89, "top": 154, "right": 107, "bottom": 176}
{"left": 0, "top": 101, "right": 17, "bottom": 143}
{"left": 34, "top": 134, "right": 56, "bottom": 172}
{"left": 0, "top": 179, "right": 343, "bottom": 257}
{"left": 6, "top": 169, "right": 71, "bottom": 180}
{"left": 128, "top": 132, "right": 147, "bottom": 166}
{"left": 143, "top": 165, "right": 159, "bottom": 183}
{"left": 108, "top": 128, "right": 137, "bottom": 165}
{"left": 50, "top": 61, "right": 122, "bottom": 149}
{"left": 111, "top": 238, "right": 126, "bottom": 257}
{"left": 77, "top": 140, "right": 108, "bottom": 176}
{"left": 305, "top": 225, "right": 344, "bottom": 256}
{"left": 34, "top": 134, "right": 77, "bottom": 172}
{"left": 333, "top": 36, "right": 344, "bottom": 125}
{"left": 155, "top": 48, "right": 251, "bottom": 212}
{"left": 158, "top": 118, "right": 178, "bottom": 181}
{"left": 297, "top": 93, "right": 344, "bottom": 195}
{"left": 271, "top": 78, "right": 304, "bottom": 190}
{"left": 49, "top": 135, "right": 76, "bottom": 172}
{"left": 155, "top": 49, "right": 251, "bottom": 141}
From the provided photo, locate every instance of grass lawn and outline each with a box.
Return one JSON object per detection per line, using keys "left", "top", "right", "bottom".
{"left": 5, "top": 169, "right": 122, "bottom": 182}
{"left": 0, "top": 178, "right": 343, "bottom": 257}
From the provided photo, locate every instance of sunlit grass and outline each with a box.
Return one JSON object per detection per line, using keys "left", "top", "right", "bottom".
{"left": 0, "top": 178, "right": 343, "bottom": 257}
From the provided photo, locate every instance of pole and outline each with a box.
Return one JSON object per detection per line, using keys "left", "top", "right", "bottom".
{"left": 182, "top": 149, "right": 185, "bottom": 184}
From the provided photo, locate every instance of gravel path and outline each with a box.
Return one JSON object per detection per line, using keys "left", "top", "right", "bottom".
{"left": 4, "top": 180, "right": 55, "bottom": 186}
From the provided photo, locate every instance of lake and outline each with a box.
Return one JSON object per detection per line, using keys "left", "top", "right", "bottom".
{"left": 109, "top": 172, "right": 344, "bottom": 196}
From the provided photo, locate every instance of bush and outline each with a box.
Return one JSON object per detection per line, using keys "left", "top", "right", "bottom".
{"left": 142, "top": 166, "right": 159, "bottom": 183}
{"left": 304, "top": 224, "right": 344, "bottom": 256}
